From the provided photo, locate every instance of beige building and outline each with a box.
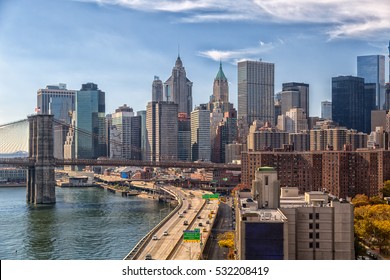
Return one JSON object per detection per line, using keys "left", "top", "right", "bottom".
{"left": 235, "top": 167, "right": 355, "bottom": 260}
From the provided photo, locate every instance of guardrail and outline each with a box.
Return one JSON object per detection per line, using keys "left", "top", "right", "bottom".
{"left": 123, "top": 187, "right": 182, "bottom": 260}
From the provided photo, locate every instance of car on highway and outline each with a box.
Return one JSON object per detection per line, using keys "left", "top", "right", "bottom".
{"left": 206, "top": 220, "right": 210, "bottom": 224}
{"left": 183, "top": 210, "right": 187, "bottom": 213}
{"left": 152, "top": 235, "right": 158, "bottom": 240}
{"left": 198, "top": 222, "right": 203, "bottom": 227}
{"left": 197, "top": 215, "right": 201, "bottom": 219}
{"left": 183, "top": 220, "right": 189, "bottom": 225}
{"left": 145, "top": 254, "right": 152, "bottom": 260}
{"left": 202, "top": 228, "right": 207, "bottom": 232}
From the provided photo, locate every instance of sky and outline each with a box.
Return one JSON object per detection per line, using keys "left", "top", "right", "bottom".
{"left": 0, "top": 0, "right": 389, "bottom": 124}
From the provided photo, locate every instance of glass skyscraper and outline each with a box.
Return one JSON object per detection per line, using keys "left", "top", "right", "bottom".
{"left": 332, "top": 76, "right": 375, "bottom": 133}
{"left": 357, "top": 55, "right": 385, "bottom": 109}
{"left": 237, "top": 60, "right": 275, "bottom": 127}
{"left": 74, "top": 83, "right": 106, "bottom": 159}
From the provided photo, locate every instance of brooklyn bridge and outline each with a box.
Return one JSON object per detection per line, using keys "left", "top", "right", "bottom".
{"left": 0, "top": 114, "right": 240, "bottom": 204}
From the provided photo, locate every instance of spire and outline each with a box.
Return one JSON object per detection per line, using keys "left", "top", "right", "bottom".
{"left": 215, "top": 61, "right": 227, "bottom": 81}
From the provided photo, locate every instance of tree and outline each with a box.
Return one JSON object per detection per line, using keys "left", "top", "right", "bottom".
{"left": 354, "top": 204, "right": 390, "bottom": 253}
{"left": 380, "top": 180, "right": 390, "bottom": 198}
{"left": 217, "top": 231, "right": 235, "bottom": 259}
{"left": 369, "top": 196, "right": 386, "bottom": 205}
{"left": 352, "top": 194, "right": 369, "bottom": 207}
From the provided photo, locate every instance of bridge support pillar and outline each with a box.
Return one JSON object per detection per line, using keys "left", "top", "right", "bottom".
{"left": 27, "top": 114, "right": 56, "bottom": 204}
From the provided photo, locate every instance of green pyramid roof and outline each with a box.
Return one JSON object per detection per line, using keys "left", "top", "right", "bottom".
{"left": 215, "top": 62, "right": 227, "bottom": 81}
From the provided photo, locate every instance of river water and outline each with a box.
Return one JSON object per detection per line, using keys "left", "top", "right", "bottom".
{"left": 0, "top": 186, "right": 168, "bottom": 260}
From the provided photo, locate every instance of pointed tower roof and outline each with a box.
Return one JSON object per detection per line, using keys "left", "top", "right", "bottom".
{"left": 215, "top": 61, "right": 227, "bottom": 81}
{"left": 175, "top": 55, "right": 183, "bottom": 67}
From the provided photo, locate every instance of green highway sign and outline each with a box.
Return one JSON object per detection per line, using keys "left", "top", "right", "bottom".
{"left": 202, "top": 193, "right": 220, "bottom": 200}
{"left": 183, "top": 230, "right": 201, "bottom": 242}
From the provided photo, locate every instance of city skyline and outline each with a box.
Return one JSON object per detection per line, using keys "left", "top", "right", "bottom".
{"left": 0, "top": 0, "right": 389, "bottom": 124}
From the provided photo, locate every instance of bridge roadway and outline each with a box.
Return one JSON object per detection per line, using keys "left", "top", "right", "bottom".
{"left": 0, "top": 157, "right": 240, "bottom": 170}
{"left": 131, "top": 187, "right": 218, "bottom": 260}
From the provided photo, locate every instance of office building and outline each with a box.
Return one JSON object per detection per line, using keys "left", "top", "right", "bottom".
{"left": 280, "top": 90, "right": 300, "bottom": 116}
{"left": 278, "top": 107, "right": 308, "bottom": 133}
{"left": 164, "top": 56, "right": 193, "bottom": 115}
{"left": 332, "top": 76, "right": 375, "bottom": 133}
{"left": 357, "top": 55, "right": 385, "bottom": 109}
{"left": 247, "top": 121, "right": 289, "bottom": 151}
{"left": 191, "top": 105, "right": 210, "bottom": 161}
{"left": 225, "top": 143, "right": 242, "bottom": 164}
{"left": 208, "top": 62, "right": 233, "bottom": 113}
{"left": 137, "top": 110, "right": 147, "bottom": 160}
{"left": 37, "top": 83, "right": 75, "bottom": 159}
{"left": 178, "top": 113, "right": 191, "bottom": 161}
{"left": 321, "top": 101, "right": 332, "bottom": 120}
{"left": 211, "top": 109, "right": 238, "bottom": 163}
{"left": 289, "top": 131, "right": 310, "bottom": 151}
{"left": 152, "top": 76, "right": 164, "bottom": 102}
{"left": 110, "top": 104, "right": 141, "bottom": 160}
{"left": 282, "top": 82, "right": 309, "bottom": 117}
{"left": 146, "top": 101, "right": 178, "bottom": 161}
{"left": 238, "top": 60, "right": 275, "bottom": 126}
{"left": 68, "top": 83, "right": 106, "bottom": 159}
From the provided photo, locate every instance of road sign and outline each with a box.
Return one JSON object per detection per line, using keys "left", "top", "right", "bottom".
{"left": 183, "top": 229, "right": 201, "bottom": 242}
{"left": 202, "top": 193, "right": 220, "bottom": 200}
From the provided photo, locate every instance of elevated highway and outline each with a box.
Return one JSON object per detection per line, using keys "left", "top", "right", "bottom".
{"left": 125, "top": 186, "right": 219, "bottom": 260}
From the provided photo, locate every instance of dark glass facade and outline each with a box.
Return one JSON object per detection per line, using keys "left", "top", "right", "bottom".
{"left": 332, "top": 76, "right": 375, "bottom": 133}
{"left": 75, "top": 83, "right": 106, "bottom": 159}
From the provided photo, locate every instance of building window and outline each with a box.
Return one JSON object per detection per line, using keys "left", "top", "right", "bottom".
{"left": 316, "top": 232, "right": 319, "bottom": 239}
{"left": 316, "top": 223, "right": 319, "bottom": 229}
{"left": 309, "top": 213, "right": 313, "bottom": 219}
{"left": 309, "top": 242, "right": 313, "bottom": 248}
{"left": 309, "top": 223, "right": 313, "bottom": 229}
{"left": 309, "top": 232, "right": 313, "bottom": 239}
{"left": 265, "top": 176, "right": 268, "bottom": 185}
{"left": 315, "top": 213, "right": 319, "bottom": 219}
{"left": 316, "top": 242, "right": 320, "bottom": 248}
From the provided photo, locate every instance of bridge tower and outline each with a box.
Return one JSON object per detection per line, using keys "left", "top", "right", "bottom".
{"left": 27, "top": 114, "right": 56, "bottom": 204}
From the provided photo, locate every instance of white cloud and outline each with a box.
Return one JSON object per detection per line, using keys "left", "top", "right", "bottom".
{"left": 198, "top": 41, "right": 275, "bottom": 63}
{"left": 77, "top": 0, "right": 390, "bottom": 40}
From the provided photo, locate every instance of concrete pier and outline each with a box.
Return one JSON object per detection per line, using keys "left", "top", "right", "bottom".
{"left": 26, "top": 114, "right": 56, "bottom": 204}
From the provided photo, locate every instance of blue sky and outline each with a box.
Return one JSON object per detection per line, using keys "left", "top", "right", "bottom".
{"left": 0, "top": 0, "right": 389, "bottom": 124}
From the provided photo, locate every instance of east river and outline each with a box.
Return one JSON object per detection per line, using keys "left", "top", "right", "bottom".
{"left": 0, "top": 186, "right": 167, "bottom": 260}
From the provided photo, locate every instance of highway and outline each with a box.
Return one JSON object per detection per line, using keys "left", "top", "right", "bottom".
{"left": 132, "top": 186, "right": 219, "bottom": 260}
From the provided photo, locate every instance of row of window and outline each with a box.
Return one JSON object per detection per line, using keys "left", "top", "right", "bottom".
{"left": 309, "top": 232, "right": 320, "bottom": 239}
{"left": 309, "top": 242, "right": 320, "bottom": 248}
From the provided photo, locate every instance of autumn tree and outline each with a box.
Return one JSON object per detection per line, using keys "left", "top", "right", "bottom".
{"left": 217, "top": 231, "right": 235, "bottom": 259}
{"left": 380, "top": 181, "right": 390, "bottom": 197}
{"left": 354, "top": 204, "right": 390, "bottom": 253}
{"left": 352, "top": 194, "right": 369, "bottom": 207}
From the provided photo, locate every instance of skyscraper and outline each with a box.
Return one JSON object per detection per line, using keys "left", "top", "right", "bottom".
{"left": 237, "top": 60, "right": 275, "bottom": 127}
{"left": 37, "top": 83, "right": 75, "bottom": 159}
{"left": 178, "top": 113, "right": 191, "bottom": 161}
{"left": 191, "top": 104, "right": 210, "bottom": 161}
{"left": 357, "top": 55, "right": 385, "bottom": 109}
{"left": 146, "top": 101, "right": 178, "bottom": 161}
{"left": 74, "top": 83, "right": 106, "bottom": 159}
{"left": 152, "top": 76, "right": 164, "bottom": 102}
{"left": 137, "top": 110, "right": 147, "bottom": 160}
{"left": 110, "top": 104, "right": 141, "bottom": 160}
{"left": 282, "top": 82, "right": 310, "bottom": 117}
{"left": 321, "top": 101, "right": 332, "bottom": 120}
{"left": 208, "top": 62, "right": 232, "bottom": 113}
{"left": 332, "top": 76, "right": 375, "bottom": 133}
{"left": 164, "top": 56, "right": 193, "bottom": 115}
